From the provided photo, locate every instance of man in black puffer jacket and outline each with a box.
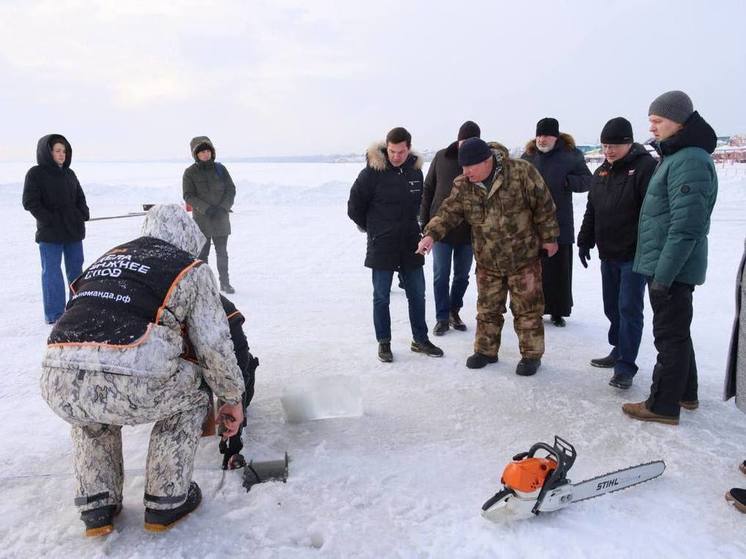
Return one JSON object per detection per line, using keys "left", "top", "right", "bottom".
{"left": 348, "top": 127, "right": 443, "bottom": 363}
{"left": 420, "top": 121, "right": 479, "bottom": 336}
{"left": 22, "top": 134, "right": 89, "bottom": 324}
{"left": 577, "top": 117, "right": 657, "bottom": 389}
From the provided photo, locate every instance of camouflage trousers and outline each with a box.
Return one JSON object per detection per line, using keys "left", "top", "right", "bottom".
{"left": 40, "top": 363, "right": 209, "bottom": 512}
{"left": 474, "top": 258, "right": 545, "bottom": 359}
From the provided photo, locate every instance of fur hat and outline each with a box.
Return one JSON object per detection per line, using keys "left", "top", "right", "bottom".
{"left": 536, "top": 117, "right": 559, "bottom": 137}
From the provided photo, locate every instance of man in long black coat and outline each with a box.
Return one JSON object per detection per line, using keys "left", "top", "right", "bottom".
{"left": 348, "top": 127, "right": 443, "bottom": 363}
{"left": 522, "top": 118, "right": 591, "bottom": 326}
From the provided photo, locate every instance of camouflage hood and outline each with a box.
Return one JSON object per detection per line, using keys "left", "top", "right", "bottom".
{"left": 486, "top": 141, "right": 511, "bottom": 165}
{"left": 365, "top": 142, "right": 423, "bottom": 171}
{"left": 189, "top": 136, "right": 216, "bottom": 162}
{"left": 523, "top": 132, "right": 577, "bottom": 156}
{"left": 141, "top": 204, "right": 206, "bottom": 258}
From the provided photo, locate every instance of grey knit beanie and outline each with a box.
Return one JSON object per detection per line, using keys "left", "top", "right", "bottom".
{"left": 648, "top": 90, "right": 694, "bottom": 124}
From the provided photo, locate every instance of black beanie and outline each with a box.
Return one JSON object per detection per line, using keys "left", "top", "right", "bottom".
{"left": 458, "top": 138, "right": 492, "bottom": 166}
{"left": 457, "top": 121, "right": 481, "bottom": 141}
{"left": 600, "top": 117, "right": 634, "bottom": 144}
{"left": 536, "top": 117, "right": 559, "bottom": 137}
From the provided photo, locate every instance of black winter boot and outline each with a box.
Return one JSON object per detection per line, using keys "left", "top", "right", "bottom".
{"left": 81, "top": 504, "right": 121, "bottom": 538}
{"left": 449, "top": 310, "right": 467, "bottom": 331}
{"left": 590, "top": 351, "right": 617, "bottom": 368}
{"left": 550, "top": 315, "right": 566, "bottom": 327}
{"left": 378, "top": 342, "right": 393, "bottom": 363}
{"left": 725, "top": 488, "right": 746, "bottom": 513}
{"left": 516, "top": 358, "right": 541, "bottom": 376}
{"left": 433, "top": 320, "right": 450, "bottom": 336}
{"left": 466, "top": 352, "right": 498, "bottom": 369}
{"left": 411, "top": 339, "right": 444, "bottom": 357}
{"left": 144, "top": 482, "right": 202, "bottom": 532}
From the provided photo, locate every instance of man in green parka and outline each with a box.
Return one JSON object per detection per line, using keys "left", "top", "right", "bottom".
{"left": 622, "top": 91, "right": 718, "bottom": 425}
{"left": 183, "top": 136, "right": 236, "bottom": 293}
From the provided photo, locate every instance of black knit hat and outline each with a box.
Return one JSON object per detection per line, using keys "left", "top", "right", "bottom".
{"left": 648, "top": 90, "right": 694, "bottom": 124}
{"left": 600, "top": 117, "right": 634, "bottom": 144}
{"left": 195, "top": 143, "right": 212, "bottom": 154}
{"left": 457, "top": 121, "right": 481, "bottom": 141}
{"left": 458, "top": 138, "right": 492, "bottom": 166}
{"left": 536, "top": 117, "right": 559, "bottom": 137}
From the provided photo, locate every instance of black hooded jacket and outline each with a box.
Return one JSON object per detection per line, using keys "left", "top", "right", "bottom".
{"left": 22, "top": 134, "right": 89, "bottom": 243}
{"left": 348, "top": 143, "right": 425, "bottom": 270}
{"left": 577, "top": 143, "right": 657, "bottom": 260}
{"left": 420, "top": 142, "right": 471, "bottom": 245}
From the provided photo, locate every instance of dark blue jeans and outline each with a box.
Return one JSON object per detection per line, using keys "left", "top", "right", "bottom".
{"left": 39, "top": 241, "right": 84, "bottom": 323}
{"left": 600, "top": 259, "right": 645, "bottom": 377}
{"left": 432, "top": 241, "right": 474, "bottom": 321}
{"left": 372, "top": 268, "right": 428, "bottom": 343}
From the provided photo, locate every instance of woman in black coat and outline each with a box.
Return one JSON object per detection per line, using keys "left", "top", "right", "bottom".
{"left": 22, "top": 134, "right": 89, "bottom": 323}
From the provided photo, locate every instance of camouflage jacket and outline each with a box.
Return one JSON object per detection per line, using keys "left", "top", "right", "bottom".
{"left": 423, "top": 142, "right": 559, "bottom": 275}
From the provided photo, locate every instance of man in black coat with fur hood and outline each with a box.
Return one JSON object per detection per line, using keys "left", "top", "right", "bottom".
{"left": 348, "top": 127, "right": 443, "bottom": 363}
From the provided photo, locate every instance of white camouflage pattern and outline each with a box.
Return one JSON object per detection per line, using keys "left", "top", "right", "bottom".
{"left": 39, "top": 204, "right": 244, "bottom": 512}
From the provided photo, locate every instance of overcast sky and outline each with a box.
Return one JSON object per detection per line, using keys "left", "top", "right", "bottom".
{"left": 1, "top": 0, "right": 744, "bottom": 160}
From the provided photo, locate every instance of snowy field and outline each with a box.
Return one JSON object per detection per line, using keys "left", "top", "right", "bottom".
{"left": 0, "top": 159, "right": 745, "bottom": 559}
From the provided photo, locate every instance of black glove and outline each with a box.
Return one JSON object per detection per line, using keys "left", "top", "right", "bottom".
{"left": 578, "top": 246, "right": 591, "bottom": 268}
{"left": 649, "top": 280, "right": 670, "bottom": 299}
{"left": 205, "top": 205, "right": 220, "bottom": 217}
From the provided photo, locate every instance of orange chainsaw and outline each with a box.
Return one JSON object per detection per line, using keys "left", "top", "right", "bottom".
{"left": 481, "top": 436, "right": 665, "bottom": 522}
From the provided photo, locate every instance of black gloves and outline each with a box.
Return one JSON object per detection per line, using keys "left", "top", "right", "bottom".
{"left": 578, "top": 246, "right": 591, "bottom": 268}
{"left": 205, "top": 205, "right": 223, "bottom": 217}
{"left": 649, "top": 280, "right": 670, "bottom": 298}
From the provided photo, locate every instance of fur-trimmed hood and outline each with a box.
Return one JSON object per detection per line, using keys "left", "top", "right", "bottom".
{"left": 523, "top": 132, "right": 577, "bottom": 156}
{"left": 190, "top": 136, "right": 216, "bottom": 162}
{"left": 365, "top": 142, "right": 423, "bottom": 172}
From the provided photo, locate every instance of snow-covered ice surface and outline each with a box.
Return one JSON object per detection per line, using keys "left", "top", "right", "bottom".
{"left": 1, "top": 160, "right": 745, "bottom": 559}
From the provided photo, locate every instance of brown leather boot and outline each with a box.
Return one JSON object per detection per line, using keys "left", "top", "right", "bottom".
{"left": 621, "top": 401, "right": 679, "bottom": 425}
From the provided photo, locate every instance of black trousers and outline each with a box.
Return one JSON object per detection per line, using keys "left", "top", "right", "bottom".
{"left": 541, "top": 243, "right": 573, "bottom": 317}
{"left": 646, "top": 281, "right": 698, "bottom": 417}
{"left": 199, "top": 236, "right": 229, "bottom": 285}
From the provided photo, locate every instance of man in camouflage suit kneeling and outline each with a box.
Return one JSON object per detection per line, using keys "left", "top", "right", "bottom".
{"left": 418, "top": 138, "right": 559, "bottom": 376}
{"left": 40, "top": 204, "right": 245, "bottom": 536}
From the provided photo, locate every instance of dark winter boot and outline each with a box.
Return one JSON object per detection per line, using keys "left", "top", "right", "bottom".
{"left": 725, "top": 488, "right": 746, "bottom": 513}
{"left": 220, "top": 282, "right": 235, "bottom": 294}
{"left": 410, "top": 339, "right": 444, "bottom": 357}
{"left": 433, "top": 320, "right": 450, "bottom": 336}
{"left": 378, "top": 342, "right": 393, "bottom": 363}
{"left": 679, "top": 400, "right": 699, "bottom": 411}
{"left": 515, "top": 358, "right": 541, "bottom": 376}
{"left": 449, "top": 310, "right": 467, "bottom": 331}
{"left": 550, "top": 315, "right": 566, "bottom": 327}
{"left": 608, "top": 373, "right": 633, "bottom": 389}
{"left": 466, "top": 352, "right": 498, "bottom": 369}
{"left": 81, "top": 504, "right": 121, "bottom": 538}
{"left": 144, "top": 482, "right": 202, "bottom": 532}
{"left": 590, "top": 351, "right": 617, "bottom": 368}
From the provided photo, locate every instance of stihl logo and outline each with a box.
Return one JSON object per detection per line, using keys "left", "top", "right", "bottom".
{"left": 597, "top": 479, "right": 620, "bottom": 491}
